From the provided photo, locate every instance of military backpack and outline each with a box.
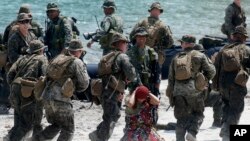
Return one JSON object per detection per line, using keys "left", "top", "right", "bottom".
{"left": 98, "top": 51, "right": 121, "bottom": 76}
{"left": 174, "top": 51, "right": 194, "bottom": 80}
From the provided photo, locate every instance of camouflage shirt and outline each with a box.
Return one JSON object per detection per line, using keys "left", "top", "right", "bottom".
{"left": 222, "top": 2, "right": 246, "bottom": 35}
{"left": 7, "top": 54, "right": 48, "bottom": 84}
{"left": 7, "top": 31, "right": 36, "bottom": 64}
{"left": 45, "top": 16, "right": 73, "bottom": 59}
{"left": 167, "top": 47, "right": 216, "bottom": 97}
{"left": 130, "top": 16, "right": 173, "bottom": 50}
{"left": 3, "top": 20, "right": 43, "bottom": 45}
{"left": 127, "top": 45, "right": 159, "bottom": 90}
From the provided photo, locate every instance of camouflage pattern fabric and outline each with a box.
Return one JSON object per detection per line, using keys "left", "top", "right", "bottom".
{"left": 3, "top": 20, "right": 43, "bottom": 45}
{"left": 130, "top": 16, "right": 173, "bottom": 50}
{"left": 91, "top": 52, "right": 136, "bottom": 141}
{"left": 7, "top": 31, "right": 36, "bottom": 64}
{"left": 213, "top": 42, "right": 250, "bottom": 140}
{"left": 99, "top": 14, "right": 123, "bottom": 55}
{"left": 167, "top": 47, "right": 216, "bottom": 141}
{"left": 34, "top": 54, "right": 89, "bottom": 141}
{"left": 6, "top": 54, "right": 48, "bottom": 141}
{"left": 45, "top": 16, "right": 73, "bottom": 59}
{"left": 221, "top": 2, "right": 246, "bottom": 36}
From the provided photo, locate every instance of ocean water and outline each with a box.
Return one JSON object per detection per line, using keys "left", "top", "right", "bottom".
{"left": 0, "top": 0, "right": 249, "bottom": 63}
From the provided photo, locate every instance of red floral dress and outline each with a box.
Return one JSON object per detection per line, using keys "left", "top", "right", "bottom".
{"left": 120, "top": 103, "right": 164, "bottom": 141}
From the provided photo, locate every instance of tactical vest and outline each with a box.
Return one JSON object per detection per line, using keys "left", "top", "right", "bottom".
{"left": 99, "top": 14, "right": 123, "bottom": 47}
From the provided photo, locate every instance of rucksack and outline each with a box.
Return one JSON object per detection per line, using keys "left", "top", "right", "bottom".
{"left": 47, "top": 54, "right": 75, "bottom": 80}
{"left": 174, "top": 51, "right": 194, "bottom": 80}
{"left": 221, "top": 44, "right": 242, "bottom": 72}
{"left": 98, "top": 51, "right": 121, "bottom": 76}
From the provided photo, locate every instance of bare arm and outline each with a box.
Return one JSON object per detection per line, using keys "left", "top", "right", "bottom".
{"left": 126, "top": 90, "right": 136, "bottom": 108}
{"left": 148, "top": 92, "right": 160, "bottom": 106}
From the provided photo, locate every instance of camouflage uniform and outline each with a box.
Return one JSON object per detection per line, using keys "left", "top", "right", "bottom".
{"left": 94, "top": 0, "right": 124, "bottom": 56}
{"left": 44, "top": 3, "right": 73, "bottom": 60}
{"left": 194, "top": 44, "right": 223, "bottom": 127}
{"left": 33, "top": 39, "right": 89, "bottom": 141}
{"left": 221, "top": 2, "right": 246, "bottom": 38}
{"left": 7, "top": 13, "right": 36, "bottom": 64}
{"left": 3, "top": 5, "right": 43, "bottom": 45}
{"left": 89, "top": 33, "right": 136, "bottom": 141}
{"left": 130, "top": 2, "right": 173, "bottom": 65}
{"left": 167, "top": 36, "right": 216, "bottom": 141}
{"left": 5, "top": 40, "right": 48, "bottom": 141}
{"left": 213, "top": 26, "right": 250, "bottom": 141}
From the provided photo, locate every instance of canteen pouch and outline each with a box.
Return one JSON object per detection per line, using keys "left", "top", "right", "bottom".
{"left": 234, "top": 69, "right": 249, "bottom": 87}
{"left": 195, "top": 72, "right": 207, "bottom": 91}
{"left": 61, "top": 78, "right": 74, "bottom": 98}
{"left": 34, "top": 76, "right": 46, "bottom": 100}
{"left": 108, "top": 75, "right": 126, "bottom": 93}
{"left": 20, "top": 78, "right": 36, "bottom": 98}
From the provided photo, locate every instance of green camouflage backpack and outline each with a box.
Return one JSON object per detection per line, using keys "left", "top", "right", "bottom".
{"left": 47, "top": 54, "right": 75, "bottom": 80}
{"left": 221, "top": 43, "right": 242, "bottom": 72}
{"left": 174, "top": 51, "right": 194, "bottom": 80}
{"left": 98, "top": 51, "right": 121, "bottom": 76}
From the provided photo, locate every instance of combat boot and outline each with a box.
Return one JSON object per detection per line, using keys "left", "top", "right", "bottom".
{"left": 186, "top": 132, "right": 197, "bottom": 141}
{"left": 89, "top": 131, "right": 103, "bottom": 141}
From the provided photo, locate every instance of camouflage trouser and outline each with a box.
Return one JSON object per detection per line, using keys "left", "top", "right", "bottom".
{"left": 204, "top": 90, "right": 223, "bottom": 122}
{"left": 33, "top": 101, "right": 74, "bottom": 141}
{"left": 219, "top": 84, "right": 247, "bottom": 138}
{"left": 174, "top": 95, "right": 205, "bottom": 141}
{"left": 95, "top": 88, "right": 121, "bottom": 141}
{"left": 8, "top": 84, "right": 43, "bottom": 141}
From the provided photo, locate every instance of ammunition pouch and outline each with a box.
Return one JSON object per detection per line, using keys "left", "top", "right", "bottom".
{"left": 234, "top": 69, "right": 249, "bottom": 87}
{"left": 141, "top": 71, "right": 151, "bottom": 84}
{"left": 20, "top": 78, "right": 37, "bottom": 98}
{"left": 34, "top": 76, "right": 46, "bottom": 100}
{"left": 91, "top": 79, "right": 103, "bottom": 105}
{"left": 194, "top": 73, "right": 207, "bottom": 91}
{"left": 108, "top": 75, "right": 126, "bottom": 93}
{"left": 99, "top": 33, "right": 113, "bottom": 48}
{"left": 61, "top": 78, "right": 74, "bottom": 98}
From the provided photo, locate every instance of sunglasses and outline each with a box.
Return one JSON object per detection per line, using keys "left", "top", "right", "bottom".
{"left": 19, "top": 20, "right": 30, "bottom": 24}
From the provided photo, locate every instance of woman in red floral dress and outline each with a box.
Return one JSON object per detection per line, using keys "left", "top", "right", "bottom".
{"left": 121, "top": 85, "right": 165, "bottom": 141}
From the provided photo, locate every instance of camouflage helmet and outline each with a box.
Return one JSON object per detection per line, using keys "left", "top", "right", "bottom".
{"left": 232, "top": 26, "right": 248, "bottom": 37}
{"left": 111, "top": 33, "right": 128, "bottom": 45}
{"left": 193, "top": 44, "right": 205, "bottom": 52}
{"left": 17, "top": 13, "right": 32, "bottom": 22}
{"left": 133, "top": 27, "right": 148, "bottom": 39}
{"left": 27, "top": 40, "right": 46, "bottom": 54}
{"left": 46, "top": 3, "right": 59, "bottom": 11}
{"left": 178, "top": 35, "right": 196, "bottom": 43}
{"left": 68, "top": 39, "right": 84, "bottom": 51}
{"left": 148, "top": 2, "right": 163, "bottom": 13}
{"left": 18, "top": 4, "right": 31, "bottom": 14}
{"left": 102, "top": 0, "right": 116, "bottom": 9}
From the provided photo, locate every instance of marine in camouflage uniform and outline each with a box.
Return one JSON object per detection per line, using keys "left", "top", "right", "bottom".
{"left": 213, "top": 26, "right": 250, "bottom": 141}
{"left": 87, "top": 0, "right": 124, "bottom": 56}
{"left": 7, "top": 13, "right": 36, "bottom": 64}
{"left": 32, "top": 39, "right": 89, "bottom": 141}
{"left": 166, "top": 35, "right": 216, "bottom": 141}
{"left": 89, "top": 33, "right": 136, "bottom": 141}
{"left": 221, "top": 0, "right": 246, "bottom": 39}
{"left": 44, "top": 3, "right": 73, "bottom": 60}
{"left": 3, "top": 4, "right": 43, "bottom": 45}
{"left": 130, "top": 2, "right": 173, "bottom": 65}
{"left": 127, "top": 27, "right": 160, "bottom": 124}
{"left": 4, "top": 40, "right": 48, "bottom": 141}
{"left": 193, "top": 44, "right": 223, "bottom": 127}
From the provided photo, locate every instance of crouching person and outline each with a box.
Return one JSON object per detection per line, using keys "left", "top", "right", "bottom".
{"left": 121, "top": 85, "right": 164, "bottom": 141}
{"left": 5, "top": 40, "right": 48, "bottom": 141}
{"left": 32, "top": 39, "right": 89, "bottom": 141}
